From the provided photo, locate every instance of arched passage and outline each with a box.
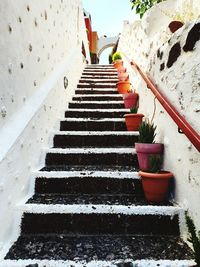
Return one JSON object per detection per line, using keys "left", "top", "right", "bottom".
{"left": 97, "top": 36, "right": 119, "bottom": 58}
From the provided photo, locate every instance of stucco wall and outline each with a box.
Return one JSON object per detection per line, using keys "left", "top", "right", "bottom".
{"left": 0, "top": 0, "right": 89, "bottom": 254}
{"left": 118, "top": 0, "right": 200, "bottom": 232}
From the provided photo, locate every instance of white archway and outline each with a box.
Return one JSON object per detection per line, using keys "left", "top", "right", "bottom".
{"left": 97, "top": 35, "right": 119, "bottom": 58}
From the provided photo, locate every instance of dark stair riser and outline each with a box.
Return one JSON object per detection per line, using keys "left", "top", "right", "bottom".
{"left": 81, "top": 76, "right": 118, "bottom": 79}
{"left": 79, "top": 80, "right": 118, "bottom": 84}
{"left": 53, "top": 134, "right": 138, "bottom": 148}
{"left": 35, "top": 177, "right": 142, "bottom": 194}
{"left": 27, "top": 194, "right": 173, "bottom": 206}
{"left": 21, "top": 213, "right": 180, "bottom": 235}
{"left": 45, "top": 152, "right": 138, "bottom": 166}
{"left": 75, "top": 89, "right": 118, "bottom": 95}
{"left": 77, "top": 84, "right": 116, "bottom": 88}
{"left": 60, "top": 120, "right": 127, "bottom": 131}
{"left": 68, "top": 103, "right": 125, "bottom": 109}
{"left": 72, "top": 96, "right": 123, "bottom": 101}
{"left": 65, "top": 110, "right": 127, "bottom": 118}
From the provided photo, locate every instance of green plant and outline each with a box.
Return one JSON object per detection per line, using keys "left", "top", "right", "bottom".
{"left": 185, "top": 212, "right": 200, "bottom": 266}
{"left": 112, "top": 51, "right": 122, "bottom": 62}
{"left": 130, "top": 0, "right": 165, "bottom": 18}
{"left": 130, "top": 106, "right": 138, "bottom": 114}
{"left": 149, "top": 155, "right": 162, "bottom": 173}
{"left": 138, "top": 120, "right": 156, "bottom": 143}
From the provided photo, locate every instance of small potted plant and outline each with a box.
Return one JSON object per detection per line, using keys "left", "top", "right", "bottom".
{"left": 139, "top": 155, "right": 173, "bottom": 202}
{"left": 135, "top": 119, "right": 164, "bottom": 171}
{"left": 117, "top": 66, "right": 129, "bottom": 82}
{"left": 112, "top": 52, "right": 123, "bottom": 69}
{"left": 123, "top": 90, "right": 139, "bottom": 109}
{"left": 124, "top": 107, "right": 144, "bottom": 131}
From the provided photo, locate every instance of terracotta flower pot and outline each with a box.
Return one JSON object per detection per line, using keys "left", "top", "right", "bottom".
{"left": 124, "top": 114, "right": 144, "bottom": 131}
{"left": 117, "top": 66, "right": 126, "bottom": 73}
{"left": 135, "top": 143, "right": 164, "bottom": 171}
{"left": 168, "top": 21, "right": 184, "bottom": 33}
{"left": 113, "top": 60, "right": 123, "bottom": 69}
{"left": 117, "top": 81, "right": 131, "bottom": 94}
{"left": 118, "top": 72, "right": 129, "bottom": 82}
{"left": 139, "top": 170, "right": 173, "bottom": 202}
{"left": 123, "top": 92, "right": 139, "bottom": 108}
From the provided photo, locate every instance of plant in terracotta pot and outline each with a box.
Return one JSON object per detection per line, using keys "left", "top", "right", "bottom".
{"left": 139, "top": 155, "right": 173, "bottom": 202}
{"left": 112, "top": 52, "right": 123, "bottom": 69}
{"left": 124, "top": 107, "right": 144, "bottom": 132}
{"left": 123, "top": 89, "right": 139, "bottom": 109}
{"left": 135, "top": 119, "right": 164, "bottom": 171}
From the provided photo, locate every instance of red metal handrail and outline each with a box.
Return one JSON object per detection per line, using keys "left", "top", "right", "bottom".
{"left": 129, "top": 59, "right": 200, "bottom": 152}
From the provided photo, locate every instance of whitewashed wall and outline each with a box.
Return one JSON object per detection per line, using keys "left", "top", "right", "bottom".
{"left": 119, "top": 0, "right": 200, "bottom": 232}
{"left": 0, "top": 0, "right": 89, "bottom": 254}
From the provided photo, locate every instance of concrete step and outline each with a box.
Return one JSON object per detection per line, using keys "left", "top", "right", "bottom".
{"left": 45, "top": 147, "right": 138, "bottom": 167}
{"left": 72, "top": 95, "right": 123, "bottom": 101}
{"left": 19, "top": 205, "right": 181, "bottom": 235}
{"left": 79, "top": 79, "right": 118, "bottom": 84}
{"left": 81, "top": 75, "right": 118, "bottom": 79}
{"left": 77, "top": 83, "right": 116, "bottom": 88}
{"left": 65, "top": 109, "right": 129, "bottom": 118}
{"left": 4, "top": 235, "right": 193, "bottom": 264}
{"left": 53, "top": 131, "right": 138, "bottom": 148}
{"left": 27, "top": 193, "right": 174, "bottom": 206}
{"left": 60, "top": 118, "right": 126, "bottom": 131}
{"left": 68, "top": 101, "right": 124, "bottom": 109}
{"left": 34, "top": 175, "right": 141, "bottom": 194}
{"left": 75, "top": 88, "right": 118, "bottom": 94}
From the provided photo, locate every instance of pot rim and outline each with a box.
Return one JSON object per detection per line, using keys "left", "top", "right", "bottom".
{"left": 139, "top": 170, "right": 173, "bottom": 179}
{"left": 123, "top": 113, "right": 144, "bottom": 118}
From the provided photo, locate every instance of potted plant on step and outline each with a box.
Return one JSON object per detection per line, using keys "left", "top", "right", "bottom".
{"left": 123, "top": 90, "right": 139, "bottom": 109}
{"left": 135, "top": 119, "right": 164, "bottom": 171}
{"left": 112, "top": 52, "right": 123, "bottom": 69}
{"left": 117, "top": 66, "right": 129, "bottom": 82}
{"left": 139, "top": 155, "right": 173, "bottom": 202}
{"left": 117, "top": 80, "right": 131, "bottom": 94}
{"left": 124, "top": 107, "right": 144, "bottom": 131}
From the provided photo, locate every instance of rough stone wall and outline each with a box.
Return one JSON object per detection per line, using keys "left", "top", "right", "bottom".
{"left": 0, "top": 0, "right": 89, "bottom": 252}
{"left": 119, "top": 0, "right": 200, "bottom": 232}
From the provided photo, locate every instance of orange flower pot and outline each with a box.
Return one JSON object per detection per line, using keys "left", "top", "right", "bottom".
{"left": 117, "top": 81, "right": 131, "bottom": 94}
{"left": 124, "top": 114, "right": 144, "bottom": 131}
{"left": 113, "top": 60, "right": 123, "bottom": 69}
{"left": 139, "top": 171, "right": 173, "bottom": 202}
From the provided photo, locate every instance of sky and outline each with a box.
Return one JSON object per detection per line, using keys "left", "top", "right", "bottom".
{"left": 82, "top": 0, "right": 135, "bottom": 63}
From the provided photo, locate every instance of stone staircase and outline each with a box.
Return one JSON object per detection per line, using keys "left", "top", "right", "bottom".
{"left": 2, "top": 65, "right": 194, "bottom": 267}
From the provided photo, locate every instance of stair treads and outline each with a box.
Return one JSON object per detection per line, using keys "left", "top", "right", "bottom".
{"left": 68, "top": 102, "right": 124, "bottom": 109}
{"left": 53, "top": 132, "right": 138, "bottom": 148}
{"left": 72, "top": 95, "right": 123, "bottom": 101}
{"left": 45, "top": 148, "right": 137, "bottom": 166}
{"left": 65, "top": 109, "right": 129, "bottom": 118}
{"left": 34, "top": 176, "right": 142, "bottom": 194}
{"left": 20, "top": 212, "right": 180, "bottom": 235}
{"left": 27, "top": 193, "right": 173, "bottom": 206}
{"left": 5, "top": 235, "right": 193, "bottom": 261}
{"left": 60, "top": 119, "right": 126, "bottom": 131}
{"left": 75, "top": 88, "right": 118, "bottom": 94}
{"left": 77, "top": 83, "right": 116, "bottom": 88}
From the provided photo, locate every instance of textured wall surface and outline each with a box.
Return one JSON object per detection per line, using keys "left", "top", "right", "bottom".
{"left": 119, "top": 0, "right": 200, "bottom": 232}
{"left": 0, "top": 0, "right": 89, "bottom": 253}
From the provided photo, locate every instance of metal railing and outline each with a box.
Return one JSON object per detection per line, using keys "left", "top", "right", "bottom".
{"left": 127, "top": 58, "right": 200, "bottom": 152}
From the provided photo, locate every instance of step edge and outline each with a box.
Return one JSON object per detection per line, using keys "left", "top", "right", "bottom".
{"left": 19, "top": 203, "right": 183, "bottom": 216}
{"left": 0, "top": 259, "right": 195, "bottom": 267}
{"left": 53, "top": 131, "right": 139, "bottom": 136}
{"left": 33, "top": 171, "right": 140, "bottom": 179}
{"left": 45, "top": 147, "right": 136, "bottom": 154}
